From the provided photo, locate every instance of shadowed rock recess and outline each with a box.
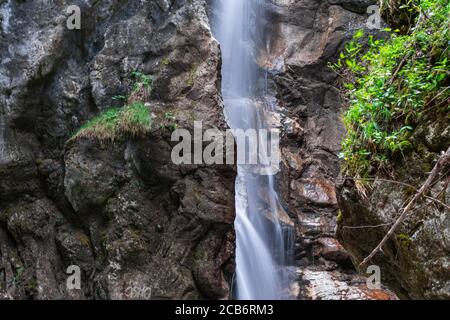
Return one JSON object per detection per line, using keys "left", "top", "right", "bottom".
{"left": 2, "top": 0, "right": 441, "bottom": 300}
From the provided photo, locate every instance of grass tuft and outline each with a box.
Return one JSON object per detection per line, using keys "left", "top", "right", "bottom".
{"left": 72, "top": 102, "right": 151, "bottom": 142}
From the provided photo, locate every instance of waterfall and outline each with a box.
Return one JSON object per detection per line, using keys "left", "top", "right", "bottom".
{"left": 213, "top": 0, "right": 293, "bottom": 300}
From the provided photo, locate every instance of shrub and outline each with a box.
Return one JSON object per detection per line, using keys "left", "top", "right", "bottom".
{"left": 331, "top": 0, "right": 449, "bottom": 177}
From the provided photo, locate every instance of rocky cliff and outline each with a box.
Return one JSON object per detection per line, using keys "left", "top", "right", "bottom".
{"left": 333, "top": 0, "right": 449, "bottom": 300}
{"left": 0, "top": 0, "right": 235, "bottom": 299}
{"left": 1, "top": 0, "right": 444, "bottom": 301}
{"left": 335, "top": 49, "right": 449, "bottom": 300}
{"left": 337, "top": 137, "right": 449, "bottom": 299}
{"left": 264, "top": 0, "right": 397, "bottom": 299}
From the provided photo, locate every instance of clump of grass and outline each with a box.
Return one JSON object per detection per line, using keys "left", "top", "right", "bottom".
{"left": 72, "top": 70, "right": 153, "bottom": 142}
{"left": 330, "top": 0, "right": 449, "bottom": 177}
{"left": 72, "top": 102, "right": 151, "bottom": 142}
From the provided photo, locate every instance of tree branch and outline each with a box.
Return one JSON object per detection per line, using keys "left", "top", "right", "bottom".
{"left": 359, "top": 146, "right": 450, "bottom": 267}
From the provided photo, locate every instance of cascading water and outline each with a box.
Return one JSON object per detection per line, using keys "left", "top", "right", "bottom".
{"left": 213, "top": 0, "right": 293, "bottom": 299}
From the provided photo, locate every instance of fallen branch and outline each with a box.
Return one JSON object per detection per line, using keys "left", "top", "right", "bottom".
{"left": 359, "top": 146, "right": 450, "bottom": 267}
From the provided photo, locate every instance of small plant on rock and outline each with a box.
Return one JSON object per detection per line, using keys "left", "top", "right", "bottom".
{"left": 71, "top": 102, "right": 151, "bottom": 142}
{"left": 71, "top": 71, "right": 153, "bottom": 142}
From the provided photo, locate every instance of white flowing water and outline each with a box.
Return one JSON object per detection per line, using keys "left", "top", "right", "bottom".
{"left": 213, "top": 0, "right": 293, "bottom": 299}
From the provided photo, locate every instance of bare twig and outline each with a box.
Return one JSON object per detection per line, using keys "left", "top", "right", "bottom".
{"left": 424, "top": 86, "right": 450, "bottom": 108}
{"left": 359, "top": 146, "right": 450, "bottom": 267}
{"left": 424, "top": 195, "right": 450, "bottom": 210}
{"left": 388, "top": 51, "right": 412, "bottom": 86}
{"left": 343, "top": 223, "right": 392, "bottom": 229}
{"left": 338, "top": 176, "right": 449, "bottom": 209}
{"left": 339, "top": 176, "right": 416, "bottom": 189}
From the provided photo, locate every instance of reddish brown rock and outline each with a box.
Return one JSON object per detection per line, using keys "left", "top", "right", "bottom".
{"left": 294, "top": 268, "right": 398, "bottom": 300}
{"left": 291, "top": 178, "right": 338, "bottom": 207}
{"left": 316, "top": 237, "right": 351, "bottom": 264}
{"left": 268, "top": 0, "right": 395, "bottom": 300}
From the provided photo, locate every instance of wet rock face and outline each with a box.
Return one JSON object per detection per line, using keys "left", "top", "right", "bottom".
{"left": 0, "top": 0, "right": 235, "bottom": 299}
{"left": 266, "top": 0, "right": 396, "bottom": 299}
{"left": 294, "top": 268, "right": 398, "bottom": 300}
{"left": 267, "top": 0, "right": 448, "bottom": 300}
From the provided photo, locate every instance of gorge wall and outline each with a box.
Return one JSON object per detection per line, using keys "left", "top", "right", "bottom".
{"left": 337, "top": 141, "right": 449, "bottom": 300}
{"left": 0, "top": 0, "right": 235, "bottom": 299}
{"left": 1, "top": 0, "right": 444, "bottom": 300}
{"left": 264, "top": 0, "right": 396, "bottom": 299}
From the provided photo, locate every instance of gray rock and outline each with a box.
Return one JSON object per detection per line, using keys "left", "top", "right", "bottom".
{"left": 336, "top": 138, "right": 450, "bottom": 299}
{"left": 267, "top": 0, "right": 396, "bottom": 299}
{"left": 0, "top": 0, "right": 235, "bottom": 300}
{"left": 329, "top": 0, "right": 377, "bottom": 14}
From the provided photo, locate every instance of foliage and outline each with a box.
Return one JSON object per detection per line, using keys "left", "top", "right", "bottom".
{"left": 72, "top": 71, "right": 153, "bottom": 142}
{"left": 13, "top": 266, "right": 25, "bottom": 285}
{"left": 160, "top": 111, "right": 178, "bottom": 131}
{"left": 131, "top": 71, "right": 153, "bottom": 94}
{"left": 112, "top": 95, "right": 127, "bottom": 101}
{"left": 397, "top": 233, "right": 412, "bottom": 246}
{"left": 337, "top": 210, "right": 344, "bottom": 222}
{"left": 72, "top": 102, "right": 151, "bottom": 142}
{"left": 380, "top": 0, "right": 420, "bottom": 32}
{"left": 331, "top": 0, "right": 449, "bottom": 177}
